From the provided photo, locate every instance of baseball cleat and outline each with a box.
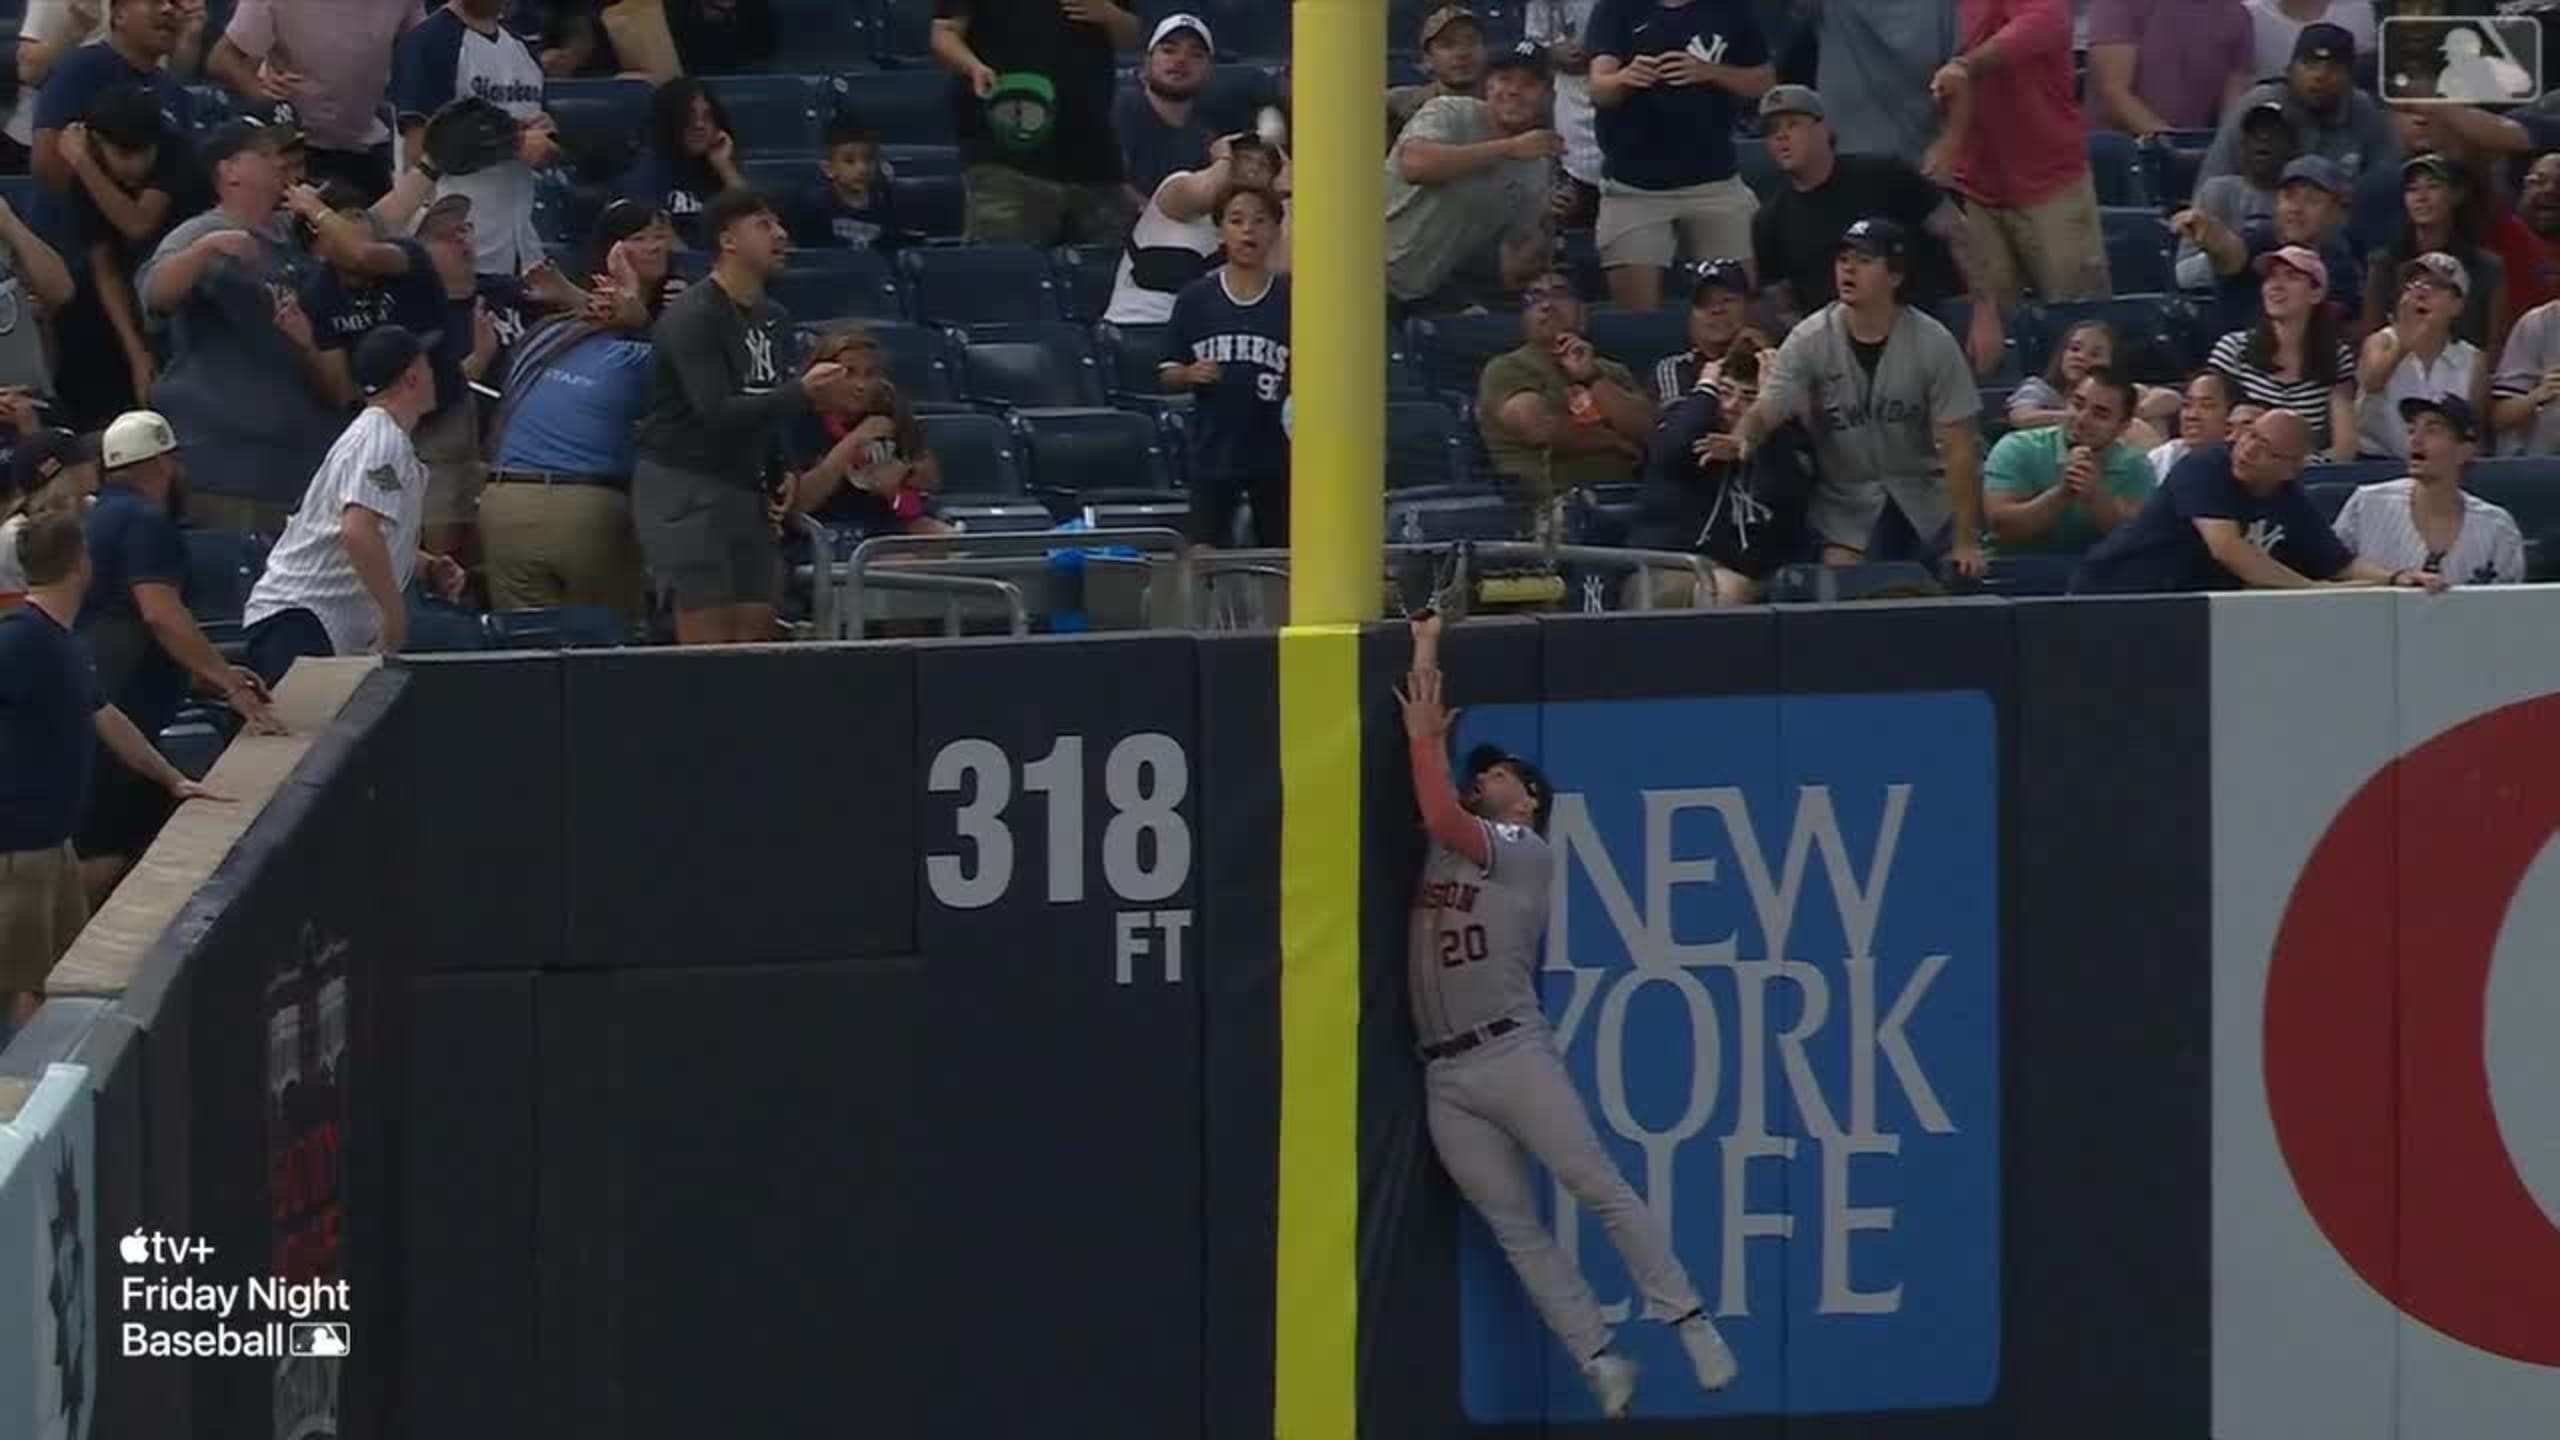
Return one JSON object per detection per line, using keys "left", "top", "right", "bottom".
{"left": 1581, "top": 1352, "right": 1639, "bottom": 1419}
{"left": 1678, "top": 1313, "right": 1739, "bottom": 1391}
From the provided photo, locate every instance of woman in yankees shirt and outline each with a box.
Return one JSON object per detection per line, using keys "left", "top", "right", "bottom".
{"left": 1160, "top": 182, "right": 1291, "bottom": 548}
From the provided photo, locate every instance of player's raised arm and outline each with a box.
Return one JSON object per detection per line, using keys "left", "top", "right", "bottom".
{"left": 1399, "top": 645, "right": 1493, "bottom": 869}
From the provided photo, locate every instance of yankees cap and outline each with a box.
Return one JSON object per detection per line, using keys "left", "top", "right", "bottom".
{"left": 2399, "top": 393, "right": 2480, "bottom": 442}
{"left": 1487, "top": 40, "right": 1550, "bottom": 81}
{"left": 354, "top": 326, "right": 425, "bottom": 396}
{"left": 2292, "top": 21, "right": 2354, "bottom": 67}
{"left": 1839, "top": 217, "right": 1910, "bottom": 267}
{"left": 1690, "top": 257, "right": 1753, "bottom": 298}
{"left": 1149, "top": 12, "right": 1212, "bottom": 51}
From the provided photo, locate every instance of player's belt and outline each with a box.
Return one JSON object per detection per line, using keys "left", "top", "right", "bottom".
{"left": 1417, "top": 1016, "right": 1520, "bottom": 1061}
{"left": 489, "top": 467, "right": 626, "bottom": 490}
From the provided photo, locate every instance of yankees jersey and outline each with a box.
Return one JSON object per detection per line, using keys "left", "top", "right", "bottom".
{"left": 1408, "top": 818, "right": 1556, "bottom": 1046}
{"left": 1167, "top": 270, "right": 1290, "bottom": 483}
{"left": 391, "top": 7, "right": 549, "bottom": 275}
{"left": 2072, "top": 442, "right": 2352, "bottom": 593}
{"left": 2330, "top": 479, "right": 2525, "bottom": 585}
{"left": 633, "top": 276, "right": 806, "bottom": 487}
{"left": 243, "top": 406, "right": 429, "bottom": 656}
{"left": 1758, "top": 303, "right": 1979, "bottom": 549}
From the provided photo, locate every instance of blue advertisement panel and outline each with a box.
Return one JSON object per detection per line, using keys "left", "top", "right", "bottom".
{"left": 1455, "top": 694, "right": 2001, "bottom": 1423}
{"left": 0, "top": 1061, "right": 98, "bottom": 1440}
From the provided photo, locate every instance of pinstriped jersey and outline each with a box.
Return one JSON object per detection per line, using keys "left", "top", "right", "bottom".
{"left": 1408, "top": 819, "right": 1556, "bottom": 1046}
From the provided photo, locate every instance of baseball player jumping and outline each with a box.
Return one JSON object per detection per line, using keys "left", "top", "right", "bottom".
{"left": 1397, "top": 613, "right": 1738, "bottom": 1419}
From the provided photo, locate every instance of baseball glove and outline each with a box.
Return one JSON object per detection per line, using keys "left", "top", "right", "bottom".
{"left": 420, "top": 97, "right": 519, "bottom": 178}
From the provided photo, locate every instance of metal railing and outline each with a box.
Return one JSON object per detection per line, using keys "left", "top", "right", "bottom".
{"left": 796, "top": 522, "right": 1194, "bottom": 640}
{"left": 1190, "top": 542, "right": 1721, "bottom": 629}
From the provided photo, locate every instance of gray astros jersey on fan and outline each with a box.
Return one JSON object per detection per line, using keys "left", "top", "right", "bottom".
{"left": 1408, "top": 818, "right": 1556, "bottom": 1044}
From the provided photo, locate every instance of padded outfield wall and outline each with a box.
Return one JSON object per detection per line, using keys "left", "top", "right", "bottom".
{"left": 3, "top": 595, "right": 2558, "bottom": 1439}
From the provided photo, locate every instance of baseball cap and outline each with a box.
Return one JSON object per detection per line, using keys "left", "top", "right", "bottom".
{"left": 1463, "top": 743, "right": 1552, "bottom": 829}
{"left": 2240, "top": 97, "right": 2291, "bottom": 129}
{"left": 2401, "top": 250, "right": 2471, "bottom": 298}
{"left": 2399, "top": 393, "right": 2480, "bottom": 442}
{"left": 1149, "top": 12, "right": 1212, "bottom": 50}
{"left": 353, "top": 325, "right": 425, "bottom": 397}
{"left": 1690, "top": 257, "right": 1753, "bottom": 299}
{"left": 1839, "top": 217, "right": 1910, "bottom": 268}
{"left": 417, "top": 192, "right": 474, "bottom": 238}
{"left": 200, "top": 117, "right": 287, "bottom": 167}
{"left": 2277, "top": 154, "right": 2351, "bottom": 198}
{"left": 1419, "top": 4, "right": 1482, "bottom": 45}
{"left": 244, "top": 99, "right": 306, "bottom": 147}
{"left": 100, "top": 411, "right": 177, "bottom": 469}
{"left": 11, "top": 428, "right": 98, "bottom": 492}
{"left": 2255, "top": 243, "right": 2329, "bottom": 291}
{"left": 84, "top": 83, "right": 163, "bottom": 151}
{"left": 2403, "top": 151, "right": 2458, "bottom": 185}
{"left": 1758, "top": 84, "right": 1824, "bottom": 122}
{"left": 2292, "top": 21, "right": 2355, "bottom": 66}
{"left": 1485, "top": 40, "right": 1550, "bottom": 81}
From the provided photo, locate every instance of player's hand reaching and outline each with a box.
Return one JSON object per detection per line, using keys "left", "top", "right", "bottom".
{"left": 1396, "top": 665, "right": 1459, "bottom": 742}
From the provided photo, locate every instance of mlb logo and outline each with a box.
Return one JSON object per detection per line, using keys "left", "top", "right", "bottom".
{"left": 1455, "top": 692, "right": 2002, "bottom": 1422}
{"left": 2379, "top": 17, "right": 2542, "bottom": 104}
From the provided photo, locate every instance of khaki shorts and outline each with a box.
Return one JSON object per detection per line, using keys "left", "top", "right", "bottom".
{"left": 0, "top": 841, "right": 86, "bottom": 994}
{"left": 481, "top": 478, "right": 648, "bottom": 620}
{"left": 415, "top": 398, "right": 487, "bottom": 528}
{"left": 1964, "top": 171, "right": 2112, "bottom": 305}
{"left": 1595, "top": 176, "right": 1758, "bottom": 271}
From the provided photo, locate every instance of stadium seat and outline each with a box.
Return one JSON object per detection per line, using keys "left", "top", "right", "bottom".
{"left": 183, "top": 527, "right": 263, "bottom": 622}
{"left": 1407, "top": 310, "right": 1529, "bottom": 397}
{"left": 904, "top": 245, "right": 1063, "bottom": 325}
{"left": 1979, "top": 385, "right": 2015, "bottom": 441}
{"left": 767, "top": 0, "right": 877, "bottom": 69}
{"left": 2304, "top": 480, "right": 2356, "bottom": 522}
{"left": 1198, "top": 61, "right": 1286, "bottom": 134}
{"left": 482, "top": 606, "right": 633, "bottom": 649}
{"left": 832, "top": 66, "right": 954, "bottom": 145}
{"left": 544, "top": 78, "right": 653, "bottom": 175}
{"left": 917, "top": 410, "right": 1028, "bottom": 495}
{"left": 1179, "top": 0, "right": 1291, "bottom": 57}
{"left": 1012, "top": 408, "right": 1182, "bottom": 514}
{"left": 1385, "top": 489, "right": 1511, "bottom": 543}
{"left": 1053, "top": 244, "right": 1121, "bottom": 322}
{"left": 1976, "top": 555, "right": 2079, "bottom": 596}
{"left": 959, "top": 323, "right": 1107, "bottom": 409}
{"left": 1734, "top": 136, "right": 1780, "bottom": 201}
{"left": 2100, "top": 207, "right": 2175, "bottom": 294}
{"left": 880, "top": 143, "right": 961, "bottom": 177}
{"left": 769, "top": 248, "right": 907, "bottom": 321}
{"left": 702, "top": 74, "right": 829, "bottom": 153}
{"left": 1387, "top": 400, "right": 1469, "bottom": 491}
{"left": 1927, "top": 298, "right": 2025, "bottom": 385}
{"left": 832, "top": 320, "right": 962, "bottom": 405}
{"left": 1581, "top": 305, "right": 1694, "bottom": 385}
{"left": 741, "top": 155, "right": 824, "bottom": 214}
{"left": 1097, "top": 322, "right": 1174, "bottom": 394}
{"left": 2024, "top": 295, "right": 2192, "bottom": 383}
{"left": 2141, "top": 129, "right": 2217, "bottom": 210}
{"left": 2086, "top": 130, "right": 2148, "bottom": 208}
{"left": 1767, "top": 561, "right": 1943, "bottom": 603}
{"left": 891, "top": 175, "right": 966, "bottom": 239}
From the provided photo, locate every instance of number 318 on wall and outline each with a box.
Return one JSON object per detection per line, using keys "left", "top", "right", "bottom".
{"left": 926, "top": 733, "right": 1195, "bottom": 983}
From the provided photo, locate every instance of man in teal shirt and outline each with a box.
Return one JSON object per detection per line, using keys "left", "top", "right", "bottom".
{"left": 1982, "top": 367, "right": 2154, "bottom": 555}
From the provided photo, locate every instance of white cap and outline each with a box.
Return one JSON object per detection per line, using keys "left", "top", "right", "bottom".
{"left": 100, "top": 410, "right": 178, "bottom": 469}
{"left": 1150, "top": 12, "right": 1213, "bottom": 51}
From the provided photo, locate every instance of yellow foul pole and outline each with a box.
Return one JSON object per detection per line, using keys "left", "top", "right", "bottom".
{"left": 1288, "top": 0, "right": 1387, "bottom": 626}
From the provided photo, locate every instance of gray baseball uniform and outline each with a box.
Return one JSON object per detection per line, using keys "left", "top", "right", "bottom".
{"left": 1758, "top": 302, "right": 1980, "bottom": 549}
{"left": 1411, "top": 817, "right": 1706, "bottom": 1363}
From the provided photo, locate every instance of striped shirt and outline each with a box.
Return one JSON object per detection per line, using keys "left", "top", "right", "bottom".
{"left": 243, "top": 407, "right": 428, "bottom": 656}
{"left": 2208, "top": 330, "right": 2357, "bottom": 453}
{"left": 2331, "top": 478, "right": 2525, "bottom": 585}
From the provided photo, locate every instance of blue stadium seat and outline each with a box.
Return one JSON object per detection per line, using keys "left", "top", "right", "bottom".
{"left": 1178, "top": 0, "right": 1291, "bottom": 57}
{"left": 880, "top": 143, "right": 961, "bottom": 177}
{"left": 702, "top": 74, "right": 829, "bottom": 153}
{"left": 1385, "top": 489, "right": 1511, "bottom": 542}
{"left": 832, "top": 67, "right": 954, "bottom": 145}
{"left": 1012, "top": 408, "right": 1181, "bottom": 513}
{"left": 1734, "top": 136, "right": 1780, "bottom": 202}
{"left": 767, "top": 0, "right": 877, "bottom": 68}
{"left": 2100, "top": 207, "right": 2175, "bottom": 294}
{"left": 1925, "top": 298, "right": 2025, "bottom": 384}
{"left": 158, "top": 717, "right": 227, "bottom": 781}
{"left": 769, "top": 248, "right": 906, "bottom": 321}
{"left": 917, "top": 410, "right": 1029, "bottom": 496}
{"left": 183, "top": 527, "right": 263, "bottom": 621}
{"left": 482, "top": 606, "right": 633, "bottom": 649}
{"left": 1096, "top": 321, "right": 1175, "bottom": 396}
{"left": 891, "top": 175, "right": 966, "bottom": 239}
{"left": 544, "top": 78, "right": 653, "bottom": 170}
{"left": 1582, "top": 305, "right": 1694, "bottom": 385}
{"left": 904, "top": 245, "right": 1062, "bottom": 325}
{"left": 2086, "top": 130, "right": 2148, "bottom": 208}
{"left": 1407, "top": 310, "right": 1529, "bottom": 397}
{"left": 1387, "top": 400, "right": 1468, "bottom": 491}
{"left": 959, "top": 323, "right": 1106, "bottom": 408}
{"left": 2142, "top": 130, "right": 2217, "bottom": 210}
{"left": 1768, "top": 561, "right": 1942, "bottom": 602}
{"left": 2025, "top": 295, "right": 2192, "bottom": 383}
{"left": 1053, "top": 245, "right": 1120, "bottom": 322}
{"left": 1976, "top": 555, "right": 2079, "bottom": 596}
{"left": 741, "top": 154, "right": 824, "bottom": 214}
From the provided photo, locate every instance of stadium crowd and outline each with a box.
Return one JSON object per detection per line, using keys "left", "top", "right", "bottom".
{"left": 6, "top": 0, "right": 2560, "bottom": 1023}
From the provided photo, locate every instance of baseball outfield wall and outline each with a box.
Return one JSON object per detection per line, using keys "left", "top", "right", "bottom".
{"left": 4, "top": 595, "right": 2557, "bottom": 1439}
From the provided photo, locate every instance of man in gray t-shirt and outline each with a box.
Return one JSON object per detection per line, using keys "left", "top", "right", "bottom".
{"left": 1709, "top": 217, "right": 1984, "bottom": 573}
{"left": 2490, "top": 295, "right": 2560, "bottom": 456}
{"left": 1814, "top": 0, "right": 1954, "bottom": 168}
{"left": 1387, "top": 45, "right": 1564, "bottom": 309}
{"left": 135, "top": 120, "right": 341, "bottom": 533}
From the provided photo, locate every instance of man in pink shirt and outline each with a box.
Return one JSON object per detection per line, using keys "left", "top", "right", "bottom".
{"left": 2087, "top": 0, "right": 2255, "bottom": 137}
{"left": 207, "top": 0, "right": 420, "bottom": 199}
{"left": 1928, "top": 0, "right": 2112, "bottom": 304}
